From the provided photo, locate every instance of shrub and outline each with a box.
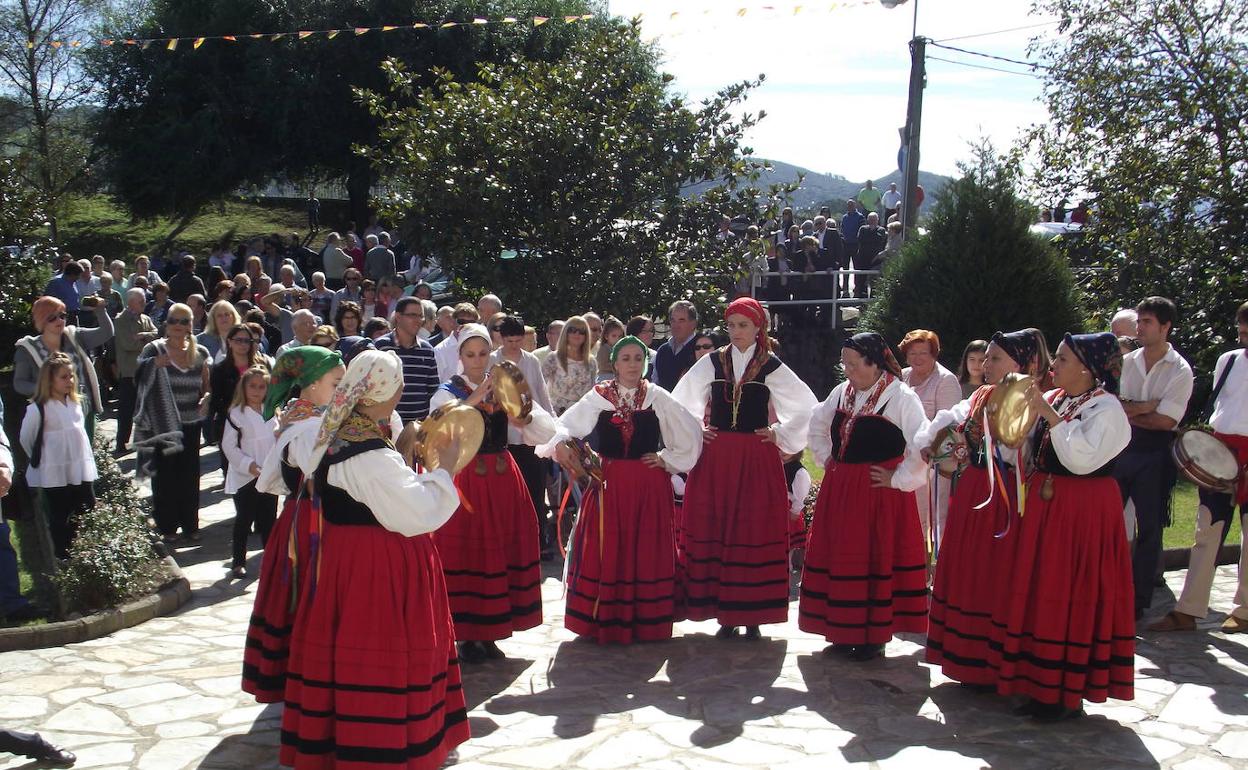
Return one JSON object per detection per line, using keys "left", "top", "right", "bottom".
{"left": 861, "top": 145, "right": 1086, "bottom": 365}
{"left": 53, "top": 435, "right": 166, "bottom": 615}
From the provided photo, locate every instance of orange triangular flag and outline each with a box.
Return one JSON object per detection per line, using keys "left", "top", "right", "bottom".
{"left": 193, "top": 37, "right": 205, "bottom": 48}
{"left": 298, "top": 31, "right": 314, "bottom": 39}
{"left": 354, "top": 27, "right": 369, "bottom": 35}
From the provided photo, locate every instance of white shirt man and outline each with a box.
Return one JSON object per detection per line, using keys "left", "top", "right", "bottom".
{"left": 433, "top": 306, "right": 480, "bottom": 382}
{"left": 1156, "top": 304, "right": 1248, "bottom": 634}
{"left": 1115, "top": 298, "right": 1194, "bottom": 619}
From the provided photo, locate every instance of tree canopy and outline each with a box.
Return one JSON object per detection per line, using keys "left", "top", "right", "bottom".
{"left": 1022, "top": 0, "right": 1247, "bottom": 373}
{"left": 87, "top": 0, "right": 593, "bottom": 230}
{"left": 861, "top": 143, "right": 1086, "bottom": 365}
{"left": 361, "top": 17, "right": 791, "bottom": 323}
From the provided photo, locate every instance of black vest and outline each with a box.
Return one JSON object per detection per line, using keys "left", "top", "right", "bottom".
{"left": 708, "top": 351, "right": 782, "bottom": 433}
{"left": 828, "top": 409, "right": 907, "bottom": 464}
{"left": 314, "top": 439, "right": 386, "bottom": 526}
{"left": 280, "top": 446, "right": 304, "bottom": 491}
{"left": 476, "top": 405, "right": 510, "bottom": 455}
{"left": 594, "top": 409, "right": 663, "bottom": 459}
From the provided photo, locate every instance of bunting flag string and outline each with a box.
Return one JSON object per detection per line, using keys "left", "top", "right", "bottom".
{"left": 28, "top": 2, "right": 879, "bottom": 52}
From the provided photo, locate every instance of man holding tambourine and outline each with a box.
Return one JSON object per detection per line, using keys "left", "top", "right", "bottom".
{"left": 1152, "top": 301, "right": 1248, "bottom": 634}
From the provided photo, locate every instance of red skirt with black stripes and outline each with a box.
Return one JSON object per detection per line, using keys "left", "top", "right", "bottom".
{"left": 798, "top": 456, "right": 929, "bottom": 645}
{"left": 926, "top": 463, "right": 1016, "bottom": 685}
{"left": 565, "top": 459, "right": 676, "bottom": 644}
{"left": 431, "top": 451, "right": 542, "bottom": 641}
{"left": 988, "top": 473, "right": 1135, "bottom": 708}
{"left": 280, "top": 523, "right": 468, "bottom": 770}
{"left": 242, "top": 492, "right": 314, "bottom": 702}
{"left": 676, "top": 432, "right": 791, "bottom": 627}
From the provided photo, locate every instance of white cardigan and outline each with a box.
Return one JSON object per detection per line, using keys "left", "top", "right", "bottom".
{"left": 221, "top": 405, "right": 279, "bottom": 494}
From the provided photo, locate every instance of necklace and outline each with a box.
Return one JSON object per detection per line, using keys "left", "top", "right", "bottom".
{"left": 598, "top": 379, "right": 647, "bottom": 455}
{"left": 1032, "top": 387, "right": 1102, "bottom": 500}
{"left": 719, "top": 345, "right": 768, "bottom": 428}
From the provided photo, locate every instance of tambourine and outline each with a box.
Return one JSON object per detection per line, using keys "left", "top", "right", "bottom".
{"left": 1172, "top": 427, "right": 1241, "bottom": 493}
{"left": 406, "top": 400, "right": 485, "bottom": 475}
{"left": 927, "top": 426, "right": 969, "bottom": 478}
{"left": 492, "top": 360, "right": 533, "bottom": 420}
{"left": 561, "top": 438, "right": 604, "bottom": 484}
{"left": 985, "top": 373, "right": 1037, "bottom": 450}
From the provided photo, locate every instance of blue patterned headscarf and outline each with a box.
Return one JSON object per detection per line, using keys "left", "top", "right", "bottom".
{"left": 1063, "top": 332, "right": 1122, "bottom": 394}
{"left": 336, "top": 335, "right": 375, "bottom": 366}
{"left": 843, "top": 332, "right": 903, "bottom": 377}
{"left": 990, "top": 330, "right": 1039, "bottom": 370}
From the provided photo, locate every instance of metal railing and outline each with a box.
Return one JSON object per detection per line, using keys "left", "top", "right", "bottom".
{"left": 697, "top": 269, "right": 882, "bottom": 331}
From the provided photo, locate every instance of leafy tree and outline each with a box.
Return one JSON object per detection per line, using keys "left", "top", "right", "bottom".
{"left": 1020, "top": 0, "right": 1247, "bottom": 373}
{"left": 0, "top": 0, "right": 103, "bottom": 241}
{"left": 88, "top": 0, "right": 593, "bottom": 239}
{"left": 360, "top": 18, "right": 792, "bottom": 323}
{"left": 861, "top": 143, "right": 1086, "bottom": 365}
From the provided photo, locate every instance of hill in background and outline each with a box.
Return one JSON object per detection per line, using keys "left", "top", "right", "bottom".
{"left": 685, "top": 157, "right": 953, "bottom": 216}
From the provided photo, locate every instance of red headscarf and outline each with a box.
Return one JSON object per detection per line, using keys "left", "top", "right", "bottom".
{"left": 724, "top": 297, "right": 770, "bottom": 352}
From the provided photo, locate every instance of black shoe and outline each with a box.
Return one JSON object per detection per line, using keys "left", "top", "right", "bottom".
{"left": 743, "top": 625, "right": 762, "bottom": 640}
{"left": 29, "top": 735, "right": 76, "bottom": 766}
{"left": 958, "top": 682, "right": 997, "bottom": 694}
{"left": 848, "top": 644, "right": 884, "bottom": 662}
{"left": 822, "top": 643, "right": 856, "bottom": 657}
{"left": 457, "top": 642, "right": 486, "bottom": 665}
{"left": 481, "top": 641, "right": 505, "bottom": 660}
{"left": 1012, "top": 699, "right": 1042, "bottom": 716}
{"left": 715, "top": 625, "right": 738, "bottom": 640}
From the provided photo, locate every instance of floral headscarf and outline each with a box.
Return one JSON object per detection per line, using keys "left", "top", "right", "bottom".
{"left": 309, "top": 349, "right": 405, "bottom": 468}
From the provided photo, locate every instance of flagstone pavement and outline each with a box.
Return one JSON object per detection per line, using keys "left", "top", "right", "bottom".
{"left": 2, "top": 443, "right": 1247, "bottom": 770}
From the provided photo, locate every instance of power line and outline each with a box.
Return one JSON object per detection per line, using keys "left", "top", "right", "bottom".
{"left": 927, "top": 55, "right": 1045, "bottom": 79}
{"left": 932, "top": 20, "right": 1060, "bottom": 44}
{"left": 927, "top": 41, "right": 1056, "bottom": 72}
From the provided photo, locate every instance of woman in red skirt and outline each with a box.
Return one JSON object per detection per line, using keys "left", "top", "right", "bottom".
{"left": 671, "top": 297, "right": 817, "bottom": 639}
{"left": 242, "top": 346, "right": 345, "bottom": 702}
{"left": 541, "top": 335, "right": 702, "bottom": 644}
{"left": 915, "top": 329, "right": 1049, "bottom": 686}
{"left": 281, "top": 349, "right": 467, "bottom": 770}
{"left": 800, "top": 332, "right": 930, "bottom": 661}
{"left": 991, "top": 332, "right": 1134, "bottom": 721}
{"left": 430, "top": 324, "right": 556, "bottom": 664}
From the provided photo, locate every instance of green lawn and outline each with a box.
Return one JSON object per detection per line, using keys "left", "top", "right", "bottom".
{"left": 55, "top": 194, "right": 348, "bottom": 262}
{"left": 800, "top": 451, "right": 1241, "bottom": 550}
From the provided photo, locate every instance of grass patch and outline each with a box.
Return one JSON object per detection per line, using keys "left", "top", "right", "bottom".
{"left": 56, "top": 194, "right": 349, "bottom": 263}
{"left": 800, "top": 451, "right": 1240, "bottom": 550}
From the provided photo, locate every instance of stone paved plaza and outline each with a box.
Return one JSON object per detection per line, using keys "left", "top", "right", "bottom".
{"left": 2, "top": 444, "right": 1247, "bottom": 769}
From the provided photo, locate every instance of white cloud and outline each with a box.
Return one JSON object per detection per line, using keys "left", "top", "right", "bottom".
{"left": 609, "top": 0, "right": 1056, "bottom": 178}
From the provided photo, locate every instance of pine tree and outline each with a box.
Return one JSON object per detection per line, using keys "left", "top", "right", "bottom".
{"left": 861, "top": 144, "right": 1086, "bottom": 366}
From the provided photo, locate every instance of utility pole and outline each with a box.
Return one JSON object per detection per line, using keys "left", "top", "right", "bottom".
{"left": 901, "top": 34, "right": 926, "bottom": 241}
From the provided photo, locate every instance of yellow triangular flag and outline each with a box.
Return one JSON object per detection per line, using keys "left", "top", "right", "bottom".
{"left": 50, "top": 40, "right": 62, "bottom": 48}
{"left": 502, "top": 16, "right": 517, "bottom": 23}
{"left": 737, "top": 8, "right": 748, "bottom": 16}
{"left": 270, "top": 33, "right": 284, "bottom": 41}
{"left": 794, "top": 5, "right": 803, "bottom": 13}
{"left": 326, "top": 30, "right": 340, "bottom": 38}
{"left": 166, "top": 38, "right": 177, "bottom": 50}
{"left": 382, "top": 25, "right": 397, "bottom": 31}
{"left": 440, "top": 21, "right": 458, "bottom": 28}
{"left": 472, "top": 18, "right": 488, "bottom": 25}
{"left": 534, "top": 16, "right": 548, "bottom": 26}
{"left": 193, "top": 37, "right": 205, "bottom": 48}
{"left": 70, "top": 40, "right": 81, "bottom": 47}
{"left": 412, "top": 23, "right": 428, "bottom": 29}
{"left": 564, "top": 15, "right": 580, "bottom": 22}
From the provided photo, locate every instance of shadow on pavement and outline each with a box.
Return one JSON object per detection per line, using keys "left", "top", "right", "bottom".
{"left": 195, "top": 703, "right": 282, "bottom": 769}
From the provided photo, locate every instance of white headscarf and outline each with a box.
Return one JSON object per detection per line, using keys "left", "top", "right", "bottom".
{"left": 309, "top": 349, "right": 404, "bottom": 468}
{"left": 457, "top": 322, "right": 492, "bottom": 353}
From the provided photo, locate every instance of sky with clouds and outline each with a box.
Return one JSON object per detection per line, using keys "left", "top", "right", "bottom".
{"left": 606, "top": 0, "right": 1056, "bottom": 181}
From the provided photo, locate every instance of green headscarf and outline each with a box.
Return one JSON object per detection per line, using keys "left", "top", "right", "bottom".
{"left": 610, "top": 335, "right": 651, "bottom": 377}
{"left": 263, "top": 346, "right": 344, "bottom": 420}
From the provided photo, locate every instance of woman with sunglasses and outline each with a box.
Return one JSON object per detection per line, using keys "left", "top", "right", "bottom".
{"left": 541, "top": 315, "right": 598, "bottom": 415}
{"left": 691, "top": 332, "right": 719, "bottom": 362}
{"left": 207, "top": 323, "right": 272, "bottom": 472}
{"left": 134, "top": 303, "right": 211, "bottom": 543}
{"left": 671, "top": 297, "right": 817, "bottom": 640}
{"left": 15, "top": 296, "right": 115, "bottom": 439}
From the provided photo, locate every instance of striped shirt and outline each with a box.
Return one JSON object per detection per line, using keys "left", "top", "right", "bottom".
{"left": 141, "top": 340, "right": 208, "bottom": 424}
{"left": 374, "top": 332, "right": 439, "bottom": 423}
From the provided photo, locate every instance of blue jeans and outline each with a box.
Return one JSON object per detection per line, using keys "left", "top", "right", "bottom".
{"left": 0, "top": 519, "right": 31, "bottom": 615}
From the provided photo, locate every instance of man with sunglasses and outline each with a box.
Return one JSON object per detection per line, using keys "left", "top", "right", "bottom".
{"left": 113, "top": 288, "right": 159, "bottom": 454}
{"left": 374, "top": 297, "right": 440, "bottom": 423}
{"left": 433, "top": 303, "right": 481, "bottom": 382}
